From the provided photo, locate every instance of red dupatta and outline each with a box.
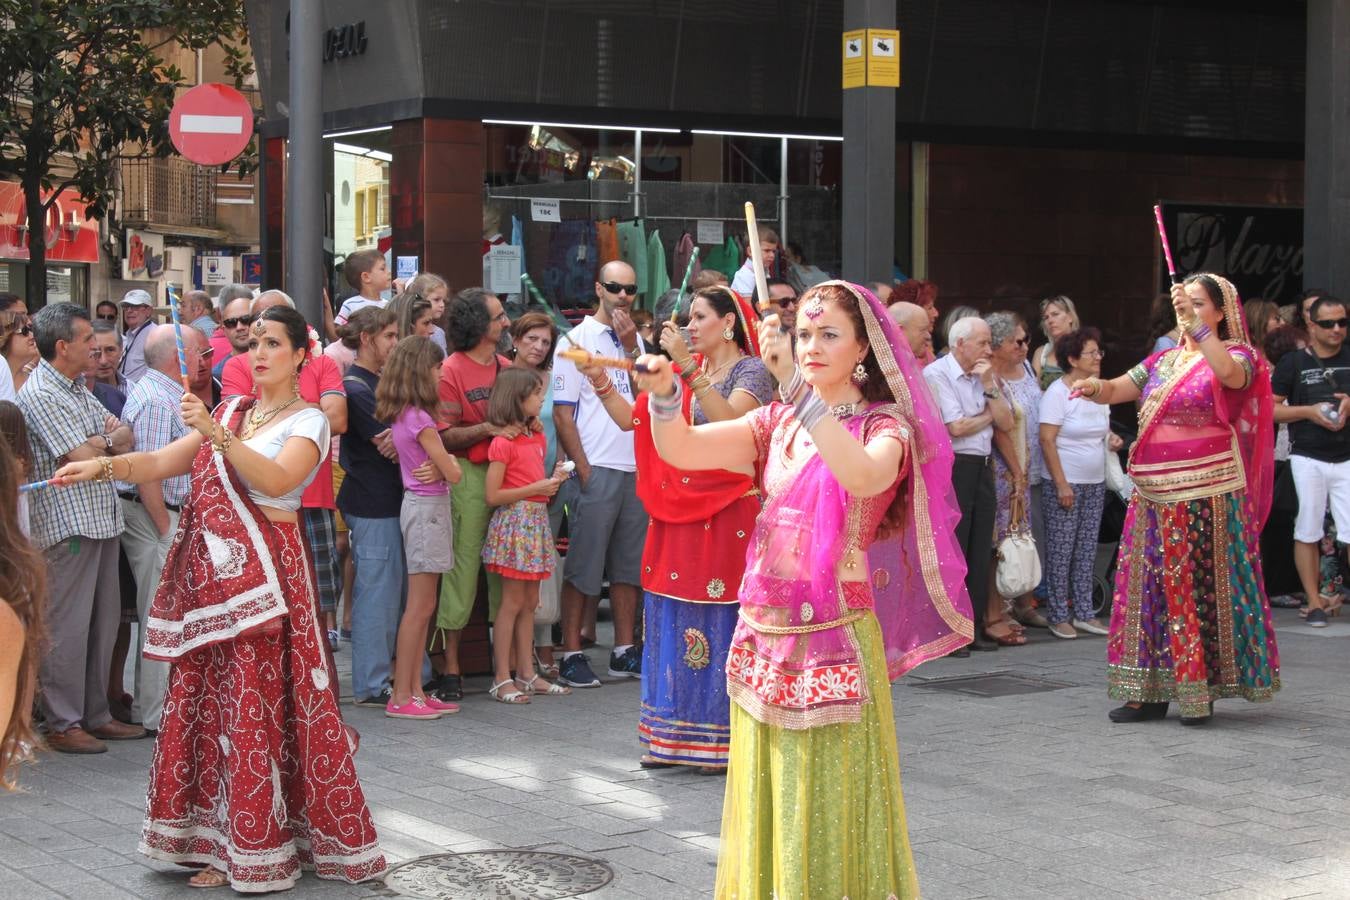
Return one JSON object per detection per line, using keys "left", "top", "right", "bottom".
{"left": 143, "top": 397, "right": 290, "bottom": 661}
{"left": 633, "top": 389, "right": 754, "bottom": 523}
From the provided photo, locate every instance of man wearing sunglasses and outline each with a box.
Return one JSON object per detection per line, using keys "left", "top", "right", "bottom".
{"left": 212, "top": 295, "right": 256, "bottom": 384}
{"left": 1272, "top": 294, "right": 1350, "bottom": 628}
{"left": 552, "top": 260, "right": 649, "bottom": 687}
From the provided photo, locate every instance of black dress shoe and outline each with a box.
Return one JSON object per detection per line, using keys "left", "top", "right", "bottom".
{"left": 946, "top": 647, "right": 971, "bottom": 659}
{"left": 969, "top": 636, "right": 999, "bottom": 652}
{"left": 1108, "top": 702, "right": 1169, "bottom": 723}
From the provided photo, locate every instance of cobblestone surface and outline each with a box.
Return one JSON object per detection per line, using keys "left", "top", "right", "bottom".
{"left": 1, "top": 607, "right": 1346, "bottom": 898}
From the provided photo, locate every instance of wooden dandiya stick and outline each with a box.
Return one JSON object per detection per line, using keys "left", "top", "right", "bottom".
{"left": 557, "top": 347, "right": 652, "bottom": 374}
{"left": 165, "top": 285, "right": 192, "bottom": 391}
{"left": 1153, "top": 205, "right": 1179, "bottom": 285}
{"left": 744, "top": 202, "right": 772, "bottom": 312}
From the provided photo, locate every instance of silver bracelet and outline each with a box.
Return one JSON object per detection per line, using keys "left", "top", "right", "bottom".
{"left": 795, "top": 390, "right": 830, "bottom": 431}
{"left": 778, "top": 369, "right": 806, "bottom": 404}
{"left": 650, "top": 379, "right": 684, "bottom": 421}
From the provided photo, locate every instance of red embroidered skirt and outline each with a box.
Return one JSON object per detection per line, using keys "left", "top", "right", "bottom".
{"left": 138, "top": 521, "right": 386, "bottom": 892}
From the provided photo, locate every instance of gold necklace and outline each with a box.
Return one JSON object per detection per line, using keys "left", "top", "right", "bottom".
{"left": 702, "top": 352, "right": 745, "bottom": 383}
{"left": 245, "top": 393, "right": 301, "bottom": 435}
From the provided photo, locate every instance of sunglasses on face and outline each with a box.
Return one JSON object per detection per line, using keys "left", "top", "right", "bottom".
{"left": 1314, "top": 317, "right": 1349, "bottom": 330}
{"left": 223, "top": 315, "right": 255, "bottom": 328}
{"left": 600, "top": 281, "right": 638, "bottom": 296}
{"left": 1012, "top": 337, "right": 1029, "bottom": 347}
{"left": 95, "top": 312, "right": 117, "bottom": 321}
{"left": 17, "top": 324, "right": 31, "bottom": 337}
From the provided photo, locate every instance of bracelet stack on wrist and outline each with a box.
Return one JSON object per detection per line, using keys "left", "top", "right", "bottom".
{"left": 591, "top": 377, "right": 615, "bottom": 399}
{"left": 779, "top": 369, "right": 807, "bottom": 404}
{"left": 650, "top": 379, "right": 683, "bottom": 421}
{"left": 794, "top": 389, "right": 829, "bottom": 431}
{"left": 1188, "top": 321, "right": 1213, "bottom": 342}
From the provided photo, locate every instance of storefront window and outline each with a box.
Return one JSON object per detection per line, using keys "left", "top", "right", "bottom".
{"left": 326, "top": 127, "right": 392, "bottom": 293}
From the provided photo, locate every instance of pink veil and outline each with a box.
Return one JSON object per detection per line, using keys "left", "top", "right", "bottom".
{"left": 741, "top": 282, "right": 973, "bottom": 691}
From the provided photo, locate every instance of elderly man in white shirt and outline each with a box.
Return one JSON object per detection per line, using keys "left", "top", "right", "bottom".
{"left": 924, "top": 316, "right": 1014, "bottom": 653}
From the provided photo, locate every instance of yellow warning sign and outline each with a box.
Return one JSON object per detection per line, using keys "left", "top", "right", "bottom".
{"left": 866, "top": 28, "right": 900, "bottom": 87}
{"left": 842, "top": 29, "right": 866, "bottom": 89}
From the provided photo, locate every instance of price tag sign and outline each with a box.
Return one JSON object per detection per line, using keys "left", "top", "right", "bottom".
{"left": 531, "top": 199, "right": 561, "bottom": 223}
{"left": 696, "top": 219, "right": 724, "bottom": 245}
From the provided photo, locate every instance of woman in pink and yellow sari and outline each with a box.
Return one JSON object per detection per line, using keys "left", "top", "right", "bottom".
{"left": 634, "top": 281, "right": 973, "bottom": 899}
{"left": 1072, "top": 273, "right": 1277, "bottom": 726}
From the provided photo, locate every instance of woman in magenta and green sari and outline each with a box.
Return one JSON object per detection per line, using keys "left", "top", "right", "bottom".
{"left": 1072, "top": 273, "right": 1277, "bottom": 725}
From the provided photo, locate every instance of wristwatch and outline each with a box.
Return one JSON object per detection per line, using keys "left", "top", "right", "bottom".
{"left": 983, "top": 388, "right": 1002, "bottom": 400}
{"left": 626, "top": 345, "right": 642, "bottom": 360}
{"left": 102, "top": 433, "right": 114, "bottom": 451}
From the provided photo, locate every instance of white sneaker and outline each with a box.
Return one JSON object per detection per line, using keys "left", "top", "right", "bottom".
{"left": 1048, "top": 622, "right": 1079, "bottom": 639}
{"left": 1075, "top": 618, "right": 1110, "bottom": 636}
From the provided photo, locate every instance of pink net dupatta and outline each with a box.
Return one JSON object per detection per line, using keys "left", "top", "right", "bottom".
{"left": 1208, "top": 275, "right": 1275, "bottom": 528}
{"left": 845, "top": 283, "right": 975, "bottom": 676}
{"left": 736, "top": 282, "right": 973, "bottom": 720}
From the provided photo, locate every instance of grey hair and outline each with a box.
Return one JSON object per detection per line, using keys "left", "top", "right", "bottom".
{"left": 942, "top": 305, "right": 980, "bottom": 345}
{"left": 948, "top": 315, "right": 987, "bottom": 346}
{"left": 32, "top": 302, "right": 89, "bottom": 360}
{"left": 215, "top": 283, "right": 255, "bottom": 311}
{"left": 654, "top": 288, "right": 683, "bottom": 325}
{"left": 252, "top": 289, "right": 295, "bottom": 310}
{"left": 91, "top": 319, "right": 119, "bottom": 338}
{"left": 984, "top": 311, "right": 1022, "bottom": 347}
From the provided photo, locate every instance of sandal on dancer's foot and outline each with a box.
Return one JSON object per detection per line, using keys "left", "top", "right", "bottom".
{"left": 188, "top": 866, "right": 228, "bottom": 889}
{"left": 489, "top": 679, "right": 531, "bottom": 704}
{"left": 516, "top": 674, "right": 571, "bottom": 696}
{"left": 639, "top": 755, "right": 677, "bottom": 770}
{"left": 983, "top": 622, "right": 1027, "bottom": 646}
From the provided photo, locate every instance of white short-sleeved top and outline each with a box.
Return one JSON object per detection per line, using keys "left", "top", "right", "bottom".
{"left": 238, "top": 407, "right": 331, "bottom": 512}
{"left": 1039, "top": 378, "right": 1109, "bottom": 484}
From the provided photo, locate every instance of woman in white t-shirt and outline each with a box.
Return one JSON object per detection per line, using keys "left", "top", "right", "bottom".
{"left": 1039, "top": 328, "right": 1122, "bottom": 639}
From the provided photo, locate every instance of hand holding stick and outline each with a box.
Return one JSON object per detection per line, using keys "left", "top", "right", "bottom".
{"left": 558, "top": 347, "right": 651, "bottom": 373}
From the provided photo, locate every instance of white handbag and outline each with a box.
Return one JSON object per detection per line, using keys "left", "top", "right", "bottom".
{"left": 996, "top": 493, "right": 1042, "bottom": 598}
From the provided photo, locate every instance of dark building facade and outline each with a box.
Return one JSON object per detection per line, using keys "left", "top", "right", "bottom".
{"left": 245, "top": 0, "right": 1308, "bottom": 358}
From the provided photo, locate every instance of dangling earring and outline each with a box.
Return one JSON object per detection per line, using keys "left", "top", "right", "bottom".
{"left": 722, "top": 326, "right": 735, "bottom": 343}
{"left": 292, "top": 372, "right": 300, "bottom": 395}
{"left": 852, "top": 361, "right": 869, "bottom": 385}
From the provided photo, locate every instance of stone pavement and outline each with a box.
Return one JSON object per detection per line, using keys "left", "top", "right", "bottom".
{"left": 1, "top": 606, "right": 1347, "bottom": 899}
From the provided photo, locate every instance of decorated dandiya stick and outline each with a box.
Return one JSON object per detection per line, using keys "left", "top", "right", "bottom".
{"left": 557, "top": 347, "right": 651, "bottom": 374}
{"left": 520, "top": 273, "right": 578, "bottom": 347}
{"left": 165, "top": 285, "right": 191, "bottom": 391}
{"left": 672, "top": 245, "right": 701, "bottom": 319}
{"left": 1153, "top": 205, "right": 1179, "bottom": 284}
{"left": 19, "top": 479, "right": 58, "bottom": 493}
{"left": 744, "top": 202, "right": 772, "bottom": 312}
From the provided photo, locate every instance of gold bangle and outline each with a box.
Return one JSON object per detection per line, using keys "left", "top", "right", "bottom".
{"left": 97, "top": 456, "right": 114, "bottom": 482}
{"left": 120, "top": 455, "right": 135, "bottom": 482}
{"left": 690, "top": 375, "right": 713, "bottom": 394}
{"left": 212, "top": 425, "right": 233, "bottom": 454}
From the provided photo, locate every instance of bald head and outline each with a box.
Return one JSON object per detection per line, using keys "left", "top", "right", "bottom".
{"left": 888, "top": 301, "right": 932, "bottom": 359}
{"left": 144, "top": 324, "right": 206, "bottom": 376}
{"left": 252, "top": 289, "right": 294, "bottom": 314}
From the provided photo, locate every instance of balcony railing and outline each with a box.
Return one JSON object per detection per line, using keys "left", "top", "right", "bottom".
{"left": 121, "top": 157, "right": 217, "bottom": 230}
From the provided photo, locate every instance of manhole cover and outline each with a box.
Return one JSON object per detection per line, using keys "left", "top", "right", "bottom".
{"left": 382, "top": 850, "right": 614, "bottom": 899}
{"left": 909, "top": 671, "right": 1075, "bottom": 697}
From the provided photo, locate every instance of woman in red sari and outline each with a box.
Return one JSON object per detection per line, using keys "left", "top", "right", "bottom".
{"left": 56, "top": 307, "right": 386, "bottom": 891}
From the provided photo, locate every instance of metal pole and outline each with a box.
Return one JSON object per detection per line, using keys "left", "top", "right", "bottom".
{"left": 842, "top": 0, "right": 897, "bottom": 284}
{"left": 778, "top": 137, "right": 789, "bottom": 251}
{"left": 286, "top": 0, "right": 323, "bottom": 329}
{"left": 632, "top": 128, "right": 643, "bottom": 218}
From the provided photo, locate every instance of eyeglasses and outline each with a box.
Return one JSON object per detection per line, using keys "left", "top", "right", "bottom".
{"left": 1012, "top": 337, "right": 1029, "bottom": 347}
{"left": 197, "top": 347, "right": 215, "bottom": 359}
{"left": 223, "top": 315, "right": 255, "bottom": 328}
{"left": 17, "top": 324, "right": 31, "bottom": 337}
{"left": 600, "top": 281, "right": 638, "bottom": 296}
{"left": 1314, "top": 317, "right": 1349, "bottom": 330}
{"left": 1081, "top": 349, "right": 1106, "bottom": 358}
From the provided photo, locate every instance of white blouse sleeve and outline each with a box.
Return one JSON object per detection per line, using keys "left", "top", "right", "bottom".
{"left": 283, "top": 408, "right": 331, "bottom": 456}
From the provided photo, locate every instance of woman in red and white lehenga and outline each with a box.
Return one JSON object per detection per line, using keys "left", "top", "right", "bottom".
{"left": 56, "top": 307, "right": 386, "bottom": 892}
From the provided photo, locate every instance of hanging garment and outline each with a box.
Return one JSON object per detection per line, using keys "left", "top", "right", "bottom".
{"left": 596, "top": 218, "right": 621, "bottom": 266}
{"left": 645, "top": 228, "right": 670, "bottom": 308}
{"left": 702, "top": 235, "right": 741, "bottom": 281}
{"left": 673, "top": 232, "right": 702, "bottom": 289}
{"left": 616, "top": 219, "right": 649, "bottom": 295}
{"left": 541, "top": 219, "right": 597, "bottom": 308}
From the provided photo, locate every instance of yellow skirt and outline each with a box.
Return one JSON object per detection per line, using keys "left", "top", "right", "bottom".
{"left": 715, "top": 612, "right": 919, "bottom": 900}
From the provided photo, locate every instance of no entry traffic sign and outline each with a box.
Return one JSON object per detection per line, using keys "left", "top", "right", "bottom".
{"left": 169, "top": 83, "right": 254, "bottom": 166}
